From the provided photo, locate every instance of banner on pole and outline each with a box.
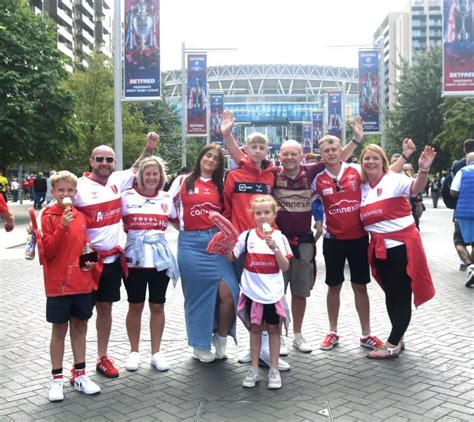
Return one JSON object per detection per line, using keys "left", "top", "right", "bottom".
{"left": 187, "top": 54, "right": 208, "bottom": 135}
{"left": 312, "top": 112, "right": 323, "bottom": 152}
{"left": 359, "top": 50, "right": 380, "bottom": 132}
{"left": 302, "top": 123, "right": 312, "bottom": 154}
{"left": 328, "top": 92, "right": 343, "bottom": 141}
{"left": 442, "top": 0, "right": 474, "bottom": 96}
{"left": 124, "top": 0, "right": 161, "bottom": 100}
{"left": 210, "top": 94, "right": 224, "bottom": 145}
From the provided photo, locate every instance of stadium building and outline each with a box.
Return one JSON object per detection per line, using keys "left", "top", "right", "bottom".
{"left": 162, "top": 64, "right": 359, "bottom": 152}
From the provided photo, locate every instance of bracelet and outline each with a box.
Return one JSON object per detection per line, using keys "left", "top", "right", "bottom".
{"left": 273, "top": 247, "right": 280, "bottom": 253}
{"left": 221, "top": 131, "right": 231, "bottom": 137}
{"left": 351, "top": 138, "right": 361, "bottom": 146}
{"left": 401, "top": 152, "right": 410, "bottom": 161}
{"left": 418, "top": 168, "right": 429, "bottom": 174}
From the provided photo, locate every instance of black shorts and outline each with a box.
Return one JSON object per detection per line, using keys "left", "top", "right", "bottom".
{"left": 96, "top": 258, "right": 122, "bottom": 303}
{"left": 46, "top": 293, "right": 94, "bottom": 324}
{"left": 323, "top": 236, "right": 370, "bottom": 286}
{"left": 244, "top": 296, "right": 279, "bottom": 326}
{"left": 124, "top": 268, "right": 170, "bottom": 304}
{"left": 453, "top": 221, "right": 474, "bottom": 247}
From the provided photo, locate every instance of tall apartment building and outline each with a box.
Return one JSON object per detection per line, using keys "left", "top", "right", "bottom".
{"left": 30, "top": 0, "right": 113, "bottom": 72}
{"left": 374, "top": 0, "right": 443, "bottom": 111}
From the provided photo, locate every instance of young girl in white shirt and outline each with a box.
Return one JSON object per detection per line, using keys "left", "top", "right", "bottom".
{"left": 227, "top": 195, "right": 293, "bottom": 389}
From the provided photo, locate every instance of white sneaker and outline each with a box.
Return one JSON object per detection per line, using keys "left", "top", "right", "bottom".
{"left": 212, "top": 334, "right": 228, "bottom": 360}
{"left": 48, "top": 379, "right": 64, "bottom": 402}
{"left": 237, "top": 347, "right": 251, "bottom": 363}
{"left": 192, "top": 348, "right": 215, "bottom": 363}
{"left": 125, "top": 351, "right": 141, "bottom": 371}
{"left": 151, "top": 352, "right": 169, "bottom": 371}
{"left": 268, "top": 368, "right": 282, "bottom": 389}
{"left": 259, "top": 350, "right": 290, "bottom": 371}
{"left": 242, "top": 367, "right": 261, "bottom": 388}
{"left": 465, "top": 264, "right": 474, "bottom": 284}
{"left": 280, "top": 336, "right": 289, "bottom": 356}
{"left": 293, "top": 333, "right": 313, "bottom": 353}
{"left": 74, "top": 375, "right": 101, "bottom": 395}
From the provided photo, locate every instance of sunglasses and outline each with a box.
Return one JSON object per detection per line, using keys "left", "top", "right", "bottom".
{"left": 93, "top": 156, "right": 114, "bottom": 163}
{"left": 333, "top": 178, "right": 342, "bottom": 192}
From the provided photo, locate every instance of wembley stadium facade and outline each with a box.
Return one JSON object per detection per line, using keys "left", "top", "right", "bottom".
{"left": 162, "top": 64, "right": 359, "bottom": 152}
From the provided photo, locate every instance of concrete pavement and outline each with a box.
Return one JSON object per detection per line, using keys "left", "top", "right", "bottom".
{"left": 0, "top": 198, "right": 473, "bottom": 421}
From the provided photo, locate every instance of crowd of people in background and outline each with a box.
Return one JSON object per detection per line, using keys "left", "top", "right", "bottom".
{"left": 1, "top": 121, "right": 472, "bottom": 402}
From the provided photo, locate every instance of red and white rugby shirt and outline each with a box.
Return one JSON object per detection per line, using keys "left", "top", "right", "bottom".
{"left": 75, "top": 169, "right": 134, "bottom": 263}
{"left": 312, "top": 162, "right": 366, "bottom": 239}
{"left": 233, "top": 228, "right": 293, "bottom": 304}
{"left": 169, "top": 175, "right": 222, "bottom": 231}
{"left": 360, "top": 171, "right": 415, "bottom": 248}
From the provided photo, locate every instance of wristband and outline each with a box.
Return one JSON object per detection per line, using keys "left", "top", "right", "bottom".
{"left": 221, "top": 131, "right": 231, "bottom": 137}
{"left": 273, "top": 247, "right": 280, "bottom": 252}
{"left": 351, "top": 138, "right": 360, "bottom": 146}
{"left": 401, "top": 152, "right": 410, "bottom": 161}
{"left": 418, "top": 168, "right": 429, "bottom": 174}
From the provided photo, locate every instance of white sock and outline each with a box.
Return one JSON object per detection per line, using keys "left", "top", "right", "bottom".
{"left": 261, "top": 331, "right": 270, "bottom": 354}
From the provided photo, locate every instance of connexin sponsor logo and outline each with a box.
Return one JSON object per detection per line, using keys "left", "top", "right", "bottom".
{"left": 328, "top": 199, "right": 360, "bottom": 215}
{"left": 190, "top": 202, "right": 221, "bottom": 216}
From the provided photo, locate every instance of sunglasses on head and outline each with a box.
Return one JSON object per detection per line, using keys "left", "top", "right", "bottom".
{"left": 93, "top": 156, "right": 114, "bottom": 163}
{"left": 333, "top": 177, "right": 342, "bottom": 192}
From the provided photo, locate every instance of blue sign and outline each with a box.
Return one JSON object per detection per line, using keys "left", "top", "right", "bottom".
{"left": 359, "top": 50, "right": 380, "bottom": 132}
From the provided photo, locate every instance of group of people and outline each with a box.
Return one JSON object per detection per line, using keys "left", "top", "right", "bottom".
{"left": 3, "top": 112, "right": 441, "bottom": 401}
{"left": 0, "top": 171, "right": 57, "bottom": 208}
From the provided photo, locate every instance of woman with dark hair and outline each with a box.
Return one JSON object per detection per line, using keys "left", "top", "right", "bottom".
{"left": 168, "top": 144, "right": 239, "bottom": 362}
{"left": 121, "top": 156, "right": 179, "bottom": 373}
{"left": 359, "top": 143, "right": 436, "bottom": 359}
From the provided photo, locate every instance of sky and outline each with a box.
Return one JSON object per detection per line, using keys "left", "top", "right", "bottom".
{"left": 159, "top": 0, "right": 411, "bottom": 71}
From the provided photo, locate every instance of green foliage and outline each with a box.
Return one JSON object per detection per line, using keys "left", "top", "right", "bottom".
{"left": 385, "top": 48, "right": 443, "bottom": 166}
{"left": 60, "top": 54, "right": 147, "bottom": 174}
{"left": 133, "top": 98, "right": 183, "bottom": 174}
{"left": 433, "top": 98, "right": 474, "bottom": 170}
{"left": 0, "top": 0, "right": 78, "bottom": 169}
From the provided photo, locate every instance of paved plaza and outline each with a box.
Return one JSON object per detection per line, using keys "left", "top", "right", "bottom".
{"left": 0, "top": 199, "right": 473, "bottom": 421}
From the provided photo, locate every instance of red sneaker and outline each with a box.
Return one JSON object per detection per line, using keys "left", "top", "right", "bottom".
{"left": 96, "top": 356, "right": 119, "bottom": 378}
{"left": 360, "top": 335, "right": 384, "bottom": 350}
{"left": 320, "top": 332, "right": 339, "bottom": 350}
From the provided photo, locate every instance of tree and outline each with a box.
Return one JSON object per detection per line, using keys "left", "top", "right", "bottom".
{"left": 134, "top": 98, "right": 184, "bottom": 175}
{"left": 384, "top": 48, "right": 443, "bottom": 166}
{"left": 0, "top": 0, "right": 78, "bottom": 170}
{"left": 433, "top": 98, "right": 474, "bottom": 171}
{"left": 60, "top": 54, "right": 147, "bottom": 174}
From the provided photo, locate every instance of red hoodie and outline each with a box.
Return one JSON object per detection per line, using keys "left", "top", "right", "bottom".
{"left": 223, "top": 156, "right": 275, "bottom": 234}
{"left": 41, "top": 203, "right": 95, "bottom": 297}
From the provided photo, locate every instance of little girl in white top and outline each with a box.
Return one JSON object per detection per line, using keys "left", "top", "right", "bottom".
{"left": 226, "top": 195, "right": 293, "bottom": 389}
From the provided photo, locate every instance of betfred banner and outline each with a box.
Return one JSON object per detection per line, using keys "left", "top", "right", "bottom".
{"left": 327, "top": 92, "right": 343, "bottom": 140}
{"left": 210, "top": 94, "right": 224, "bottom": 145}
{"left": 187, "top": 54, "right": 207, "bottom": 135}
{"left": 302, "top": 123, "right": 312, "bottom": 154}
{"left": 359, "top": 50, "right": 380, "bottom": 132}
{"left": 442, "top": 0, "right": 474, "bottom": 96}
{"left": 124, "top": 0, "right": 161, "bottom": 100}
{"left": 312, "top": 112, "right": 323, "bottom": 151}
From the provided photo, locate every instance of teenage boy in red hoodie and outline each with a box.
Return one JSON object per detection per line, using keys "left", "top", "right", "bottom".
{"left": 41, "top": 171, "right": 100, "bottom": 402}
